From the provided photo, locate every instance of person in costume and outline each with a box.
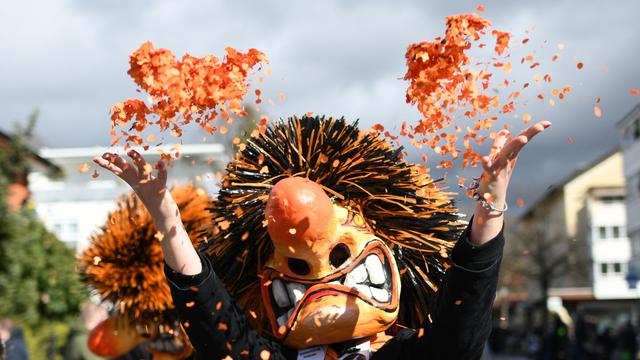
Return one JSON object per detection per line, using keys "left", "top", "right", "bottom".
{"left": 93, "top": 115, "right": 550, "bottom": 359}
{"left": 78, "top": 185, "right": 212, "bottom": 359}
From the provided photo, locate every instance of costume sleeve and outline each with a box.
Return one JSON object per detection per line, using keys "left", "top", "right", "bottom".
{"left": 164, "top": 252, "right": 295, "bottom": 360}
{"left": 374, "top": 217, "right": 504, "bottom": 360}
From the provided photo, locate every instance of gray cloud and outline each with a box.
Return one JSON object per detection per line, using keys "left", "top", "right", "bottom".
{"left": 1, "top": 0, "right": 639, "bottom": 215}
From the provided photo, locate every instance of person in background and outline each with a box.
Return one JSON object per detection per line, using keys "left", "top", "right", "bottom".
{"left": 65, "top": 302, "right": 108, "bottom": 360}
{"left": 0, "top": 319, "right": 29, "bottom": 360}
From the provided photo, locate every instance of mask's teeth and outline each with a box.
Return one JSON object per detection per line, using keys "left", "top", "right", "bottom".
{"left": 348, "top": 263, "right": 368, "bottom": 284}
{"left": 370, "top": 286, "right": 390, "bottom": 303}
{"left": 354, "top": 284, "right": 372, "bottom": 298}
{"left": 272, "top": 279, "right": 291, "bottom": 308}
{"left": 286, "top": 282, "right": 306, "bottom": 307}
{"left": 276, "top": 312, "right": 289, "bottom": 327}
{"left": 364, "top": 254, "right": 386, "bottom": 285}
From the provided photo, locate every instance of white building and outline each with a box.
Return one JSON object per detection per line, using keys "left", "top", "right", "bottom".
{"left": 617, "top": 103, "right": 640, "bottom": 283}
{"left": 583, "top": 187, "right": 634, "bottom": 299}
{"left": 518, "top": 149, "right": 636, "bottom": 301}
{"left": 29, "top": 144, "right": 228, "bottom": 253}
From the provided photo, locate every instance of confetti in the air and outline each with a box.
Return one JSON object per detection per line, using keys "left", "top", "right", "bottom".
{"left": 110, "top": 42, "right": 268, "bottom": 156}
{"left": 594, "top": 106, "right": 602, "bottom": 118}
{"left": 403, "top": 13, "right": 515, "bottom": 168}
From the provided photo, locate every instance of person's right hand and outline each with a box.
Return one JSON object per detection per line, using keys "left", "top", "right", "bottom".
{"left": 93, "top": 150, "right": 168, "bottom": 213}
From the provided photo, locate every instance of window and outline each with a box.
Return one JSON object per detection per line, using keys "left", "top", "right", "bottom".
{"left": 51, "top": 220, "right": 79, "bottom": 249}
{"left": 613, "top": 226, "right": 621, "bottom": 239}
{"left": 599, "top": 226, "right": 607, "bottom": 239}
{"left": 599, "top": 262, "right": 629, "bottom": 277}
{"left": 596, "top": 226, "right": 626, "bottom": 240}
{"left": 601, "top": 196, "right": 625, "bottom": 203}
{"left": 613, "top": 263, "right": 622, "bottom": 273}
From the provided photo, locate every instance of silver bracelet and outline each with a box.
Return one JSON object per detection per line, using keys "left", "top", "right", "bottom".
{"left": 465, "top": 176, "right": 508, "bottom": 213}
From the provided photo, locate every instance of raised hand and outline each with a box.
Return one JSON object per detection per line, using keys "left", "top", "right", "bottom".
{"left": 93, "top": 150, "right": 168, "bottom": 213}
{"left": 470, "top": 120, "right": 551, "bottom": 245}
{"left": 93, "top": 150, "right": 201, "bottom": 275}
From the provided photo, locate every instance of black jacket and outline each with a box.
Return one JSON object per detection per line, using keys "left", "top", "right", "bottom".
{"left": 165, "top": 221, "right": 504, "bottom": 359}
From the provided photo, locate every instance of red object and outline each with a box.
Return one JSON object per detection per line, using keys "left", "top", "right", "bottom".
{"left": 87, "top": 316, "right": 145, "bottom": 357}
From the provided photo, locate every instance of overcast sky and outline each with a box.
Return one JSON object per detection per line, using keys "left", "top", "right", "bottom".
{"left": 1, "top": 0, "right": 639, "bottom": 215}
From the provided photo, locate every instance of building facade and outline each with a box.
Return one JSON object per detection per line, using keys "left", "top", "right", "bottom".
{"left": 617, "top": 103, "right": 640, "bottom": 289}
{"left": 29, "top": 144, "right": 228, "bottom": 253}
{"left": 517, "top": 149, "right": 633, "bottom": 299}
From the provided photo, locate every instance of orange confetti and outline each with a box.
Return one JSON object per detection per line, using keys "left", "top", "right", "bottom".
{"left": 219, "top": 220, "right": 230, "bottom": 231}
{"left": 577, "top": 62, "right": 584, "bottom": 70}
{"left": 402, "top": 14, "right": 517, "bottom": 168}
{"left": 631, "top": 89, "right": 640, "bottom": 96}
{"left": 517, "top": 198, "right": 524, "bottom": 208}
{"left": 476, "top": 4, "right": 486, "bottom": 12}
{"left": 522, "top": 113, "right": 532, "bottom": 124}
{"left": 594, "top": 106, "right": 602, "bottom": 118}
{"left": 91, "top": 170, "right": 100, "bottom": 178}
{"left": 110, "top": 42, "right": 268, "bottom": 156}
{"left": 79, "top": 163, "right": 90, "bottom": 173}
{"left": 260, "top": 349, "right": 271, "bottom": 360}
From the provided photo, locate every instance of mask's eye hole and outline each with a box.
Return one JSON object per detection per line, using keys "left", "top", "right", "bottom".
{"left": 352, "top": 213, "right": 365, "bottom": 227}
{"left": 288, "top": 258, "right": 310, "bottom": 276}
{"left": 329, "top": 243, "right": 351, "bottom": 269}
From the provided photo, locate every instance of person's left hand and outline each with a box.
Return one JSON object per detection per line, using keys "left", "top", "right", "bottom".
{"left": 476, "top": 120, "right": 552, "bottom": 208}
{"left": 470, "top": 120, "right": 551, "bottom": 245}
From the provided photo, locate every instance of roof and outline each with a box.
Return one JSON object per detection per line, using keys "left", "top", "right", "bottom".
{"left": 0, "top": 129, "right": 61, "bottom": 174}
{"left": 519, "top": 146, "right": 621, "bottom": 218}
{"left": 616, "top": 102, "right": 640, "bottom": 129}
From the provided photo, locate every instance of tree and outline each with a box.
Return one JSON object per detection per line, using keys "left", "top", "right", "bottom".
{"left": 500, "top": 218, "right": 589, "bottom": 357}
{"left": 0, "top": 113, "right": 84, "bottom": 359}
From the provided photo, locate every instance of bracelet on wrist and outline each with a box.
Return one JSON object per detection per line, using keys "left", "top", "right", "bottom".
{"left": 465, "top": 176, "right": 508, "bottom": 213}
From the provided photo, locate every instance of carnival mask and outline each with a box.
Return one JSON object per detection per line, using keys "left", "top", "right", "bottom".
{"left": 260, "top": 177, "right": 401, "bottom": 348}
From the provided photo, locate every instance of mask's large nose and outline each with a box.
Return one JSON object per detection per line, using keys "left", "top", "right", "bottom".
{"left": 265, "top": 177, "right": 336, "bottom": 249}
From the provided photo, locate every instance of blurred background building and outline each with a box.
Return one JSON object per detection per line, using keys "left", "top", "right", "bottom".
{"left": 29, "top": 144, "right": 228, "bottom": 253}
{"left": 618, "top": 103, "right": 640, "bottom": 291}
{"left": 0, "top": 129, "right": 60, "bottom": 211}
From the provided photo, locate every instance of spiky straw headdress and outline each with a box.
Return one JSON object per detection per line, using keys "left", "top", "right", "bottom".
{"left": 201, "top": 115, "right": 464, "bottom": 333}
{"left": 79, "top": 184, "right": 211, "bottom": 327}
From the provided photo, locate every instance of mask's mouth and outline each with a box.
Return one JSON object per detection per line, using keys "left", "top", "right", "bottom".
{"left": 261, "top": 239, "right": 398, "bottom": 335}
